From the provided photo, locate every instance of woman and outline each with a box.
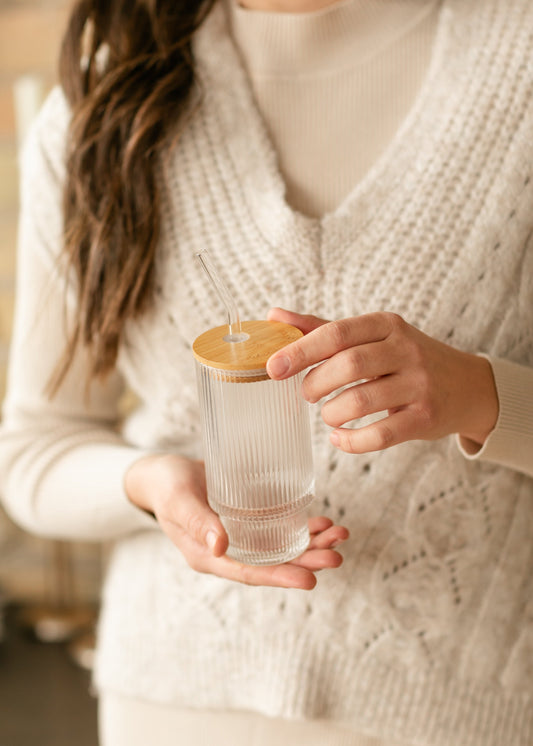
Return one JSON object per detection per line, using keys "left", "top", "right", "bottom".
{"left": 1, "top": 0, "right": 532, "bottom": 744}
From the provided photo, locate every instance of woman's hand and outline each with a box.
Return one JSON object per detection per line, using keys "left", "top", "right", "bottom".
{"left": 125, "top": 453, "right": 349, "bottom": 590}
{"left": 266, "top": 308, "right": 499, "bottom": 454}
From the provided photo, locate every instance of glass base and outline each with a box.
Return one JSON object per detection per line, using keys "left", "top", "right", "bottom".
{"left": 223, "top": 513, "right": 310, "bottom": 566}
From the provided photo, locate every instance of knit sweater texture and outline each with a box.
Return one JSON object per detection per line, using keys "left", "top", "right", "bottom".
{"left": 1, "top": 1, "right": 533, "bottom": 744}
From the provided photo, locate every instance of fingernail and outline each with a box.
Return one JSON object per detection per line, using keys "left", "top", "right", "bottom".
{"left": 330, "top": 431, "right": 340, "bottom": 447}
{"left": 206, "top": 530, "right": 219, "bottom": 552}
{"left": 267, "top": 355, "right": 290, "bottom": 378}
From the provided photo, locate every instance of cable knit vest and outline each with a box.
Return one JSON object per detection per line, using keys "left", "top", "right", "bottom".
{"left": 90, "top": 1, "right": 533, "bottom": 744}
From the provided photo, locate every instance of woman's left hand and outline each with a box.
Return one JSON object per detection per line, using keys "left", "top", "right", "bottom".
{"left": 266, "top": 308, "right": 499, "bottom": 455}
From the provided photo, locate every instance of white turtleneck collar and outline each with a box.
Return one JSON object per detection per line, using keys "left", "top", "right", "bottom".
{"left": 227, "top": 0, "right": 436, "bottom": 76}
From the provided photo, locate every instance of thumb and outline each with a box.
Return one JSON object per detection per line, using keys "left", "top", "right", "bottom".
{"left": 267, "top": 307, "right": 330, "bottom": 335}
{"left": 174, "top": 491, "right": 228, "bottom": 556}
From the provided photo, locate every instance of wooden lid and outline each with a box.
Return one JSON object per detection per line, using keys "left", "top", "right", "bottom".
{"left": 192, "top": 320, "right": 302, "bottom": 371}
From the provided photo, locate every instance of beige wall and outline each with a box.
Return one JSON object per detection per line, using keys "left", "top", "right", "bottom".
{"left": 0, "top": 0, "right": 102, "bottom": 605}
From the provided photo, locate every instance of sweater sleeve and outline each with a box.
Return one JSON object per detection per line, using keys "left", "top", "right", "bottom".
{"left": 456, "top": 357, "right": 533, "bottom": 478}
{"left": 0, "top": 87, "right": 155, "bottom": 541}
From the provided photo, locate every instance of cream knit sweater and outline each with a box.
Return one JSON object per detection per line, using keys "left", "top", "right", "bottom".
{"left": 1, "top": 0, "right": 533, "bottom": 744}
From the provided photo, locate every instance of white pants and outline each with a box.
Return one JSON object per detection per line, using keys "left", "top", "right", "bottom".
{"left": 99, "top": 692, "right": 403, "bottom": 746}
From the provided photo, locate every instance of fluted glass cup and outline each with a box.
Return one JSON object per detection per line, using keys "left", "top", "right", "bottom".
{"left": 193, "top": 320, "right": 315, "bottom": 565}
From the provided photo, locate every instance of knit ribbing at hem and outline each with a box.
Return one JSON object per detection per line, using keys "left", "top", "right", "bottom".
{"left": 93, "top": 632, "right": 533, "bottom": 746}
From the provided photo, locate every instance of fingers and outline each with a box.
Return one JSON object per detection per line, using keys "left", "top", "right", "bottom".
{"left": 287, "top": 521, "right": 350, "bottom": 571}
{"left": 301, "top": 339, "right": 401, "bottom": 403}
{"left": 166, "top": 513, "right": 349, "bottom": 589}
{"left": 154, "top": 460, "right": 228, "bottom": 557}
{"left": 308, "top": 515, "right": 334, "bottom": 534}
{"left": 159, "top": 507, "right": 229, "bottom": 558}
{"left": 131, "top": 455, "right": 349, "bottom": 590}
{"left": 330, "top": 408, "right": 415, "bottom": 454}
{"left": 320, "top": 374, "right": 411, "bottom": 428}
{"left": 230, "top": 560, "right": 318, "bottom": 590}
{"left": 201, "top": 523, "right": 348, "bottom": 586}
{"left": 289, "top": 549, "right": 344, "bottom": 571}
{"left": 266, "top": 310, "right": 475, "bottom": 454}
{"left": 307, "top": 522, "right": 350, "bottom": 549}
{"left": 165, "top": 524, "right": 315, "bottom": 588}
{"left": 267, "top": 307, "right": 329, "bottom": 335}
{"left": 203, "top": 546, "right": 320, "bottom": 590}
{"left": 267, "top": 312, "right": 398, "bottom": 380}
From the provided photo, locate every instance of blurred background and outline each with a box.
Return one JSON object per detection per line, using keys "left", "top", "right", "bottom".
{"left": 1, "top": 1, "right": 100, "bottom": 743}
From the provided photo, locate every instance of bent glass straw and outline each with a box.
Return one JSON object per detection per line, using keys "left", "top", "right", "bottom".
{"left": 196, "top": 250, "right": 245, "bottom": 341}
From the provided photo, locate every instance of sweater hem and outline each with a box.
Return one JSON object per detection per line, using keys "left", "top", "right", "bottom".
{"left": 93, "top": 634, "right": 533, "bottom": 746}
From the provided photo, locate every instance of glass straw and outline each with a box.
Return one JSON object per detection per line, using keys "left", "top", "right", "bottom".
{"left": 196, "top": 250, "right": 245, "bottom": 342}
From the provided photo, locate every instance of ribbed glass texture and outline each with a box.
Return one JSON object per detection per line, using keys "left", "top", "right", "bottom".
{"left": 195, "top": 361, "right": 315, "bottom": 565}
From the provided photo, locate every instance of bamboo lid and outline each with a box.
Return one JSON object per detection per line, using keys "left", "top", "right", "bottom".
{"left": 192, "top": 320, "right": 302, "bottom": 372}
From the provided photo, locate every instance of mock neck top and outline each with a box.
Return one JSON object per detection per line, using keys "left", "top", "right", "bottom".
{"left": 226, "top": 0, "right": 440, "bottom": 216}
{"left": 228, "top": 0, "right": 436, "bottom": 74}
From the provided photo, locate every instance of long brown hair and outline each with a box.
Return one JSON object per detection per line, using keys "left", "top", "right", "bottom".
{"left": 52, "top": 0, "right": 214, "bottom": 391}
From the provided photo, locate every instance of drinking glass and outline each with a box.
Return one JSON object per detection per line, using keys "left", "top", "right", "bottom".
{"left": 193, "top": 320, "right": 315, "bottom": 565}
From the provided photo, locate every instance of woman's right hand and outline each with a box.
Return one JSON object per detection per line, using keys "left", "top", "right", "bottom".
{"left": 125, "top": 453, "right": 349, "bottom": 590}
